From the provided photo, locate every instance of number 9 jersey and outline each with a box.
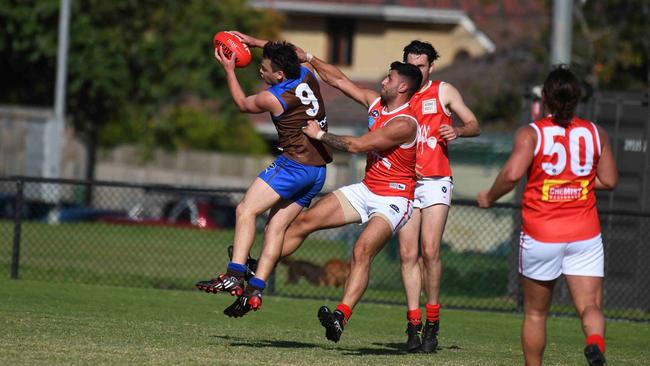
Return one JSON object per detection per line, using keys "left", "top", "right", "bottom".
{"left": 522, "top": 116, "right": 602, "bottom": 242}
{"left": 267, "top": 66, "right": 332, "bottom": 166}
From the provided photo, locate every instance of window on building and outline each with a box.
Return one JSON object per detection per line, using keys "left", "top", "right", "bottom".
{"left": 327, "top": 18, "right": 355, "bottom": 66}
{"left": 454, "top": 49, "right": 471, "bottom": 62}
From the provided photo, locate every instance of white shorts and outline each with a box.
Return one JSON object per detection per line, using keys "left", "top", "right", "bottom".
{"left": 337, "top": 182, "right": 413, "bottom": 232}
{"left": 518, "top": 232, "right": 604, "bottom": 281}
{"left": 413, "top": 177, "right": 453, "bottom": 209}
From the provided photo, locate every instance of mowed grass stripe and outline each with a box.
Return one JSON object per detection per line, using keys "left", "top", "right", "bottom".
{"left": 1, "top": 279, "right": 648, "bottom": 365}
{"left": 0, "top": 220, "right": 646, "bottom": 323}
{"left": 0, "top": 221, "right": 516, "bottom": 310}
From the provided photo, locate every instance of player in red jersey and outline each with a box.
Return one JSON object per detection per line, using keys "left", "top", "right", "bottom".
{"left": 477, "top": 66, "right": 617, "bottom": 366}
{"left": 300, "top": 60, "right": 421, "bottom": 343}
{"left": 398, "top": 40, "right": 481, "bottom": 353}
{"left": 271, "top": 56, "right": 422, "bottom": 342}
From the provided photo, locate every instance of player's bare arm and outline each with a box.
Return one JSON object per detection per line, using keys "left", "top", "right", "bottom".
{"left": 594, "top": 125, "right": 618, "bottom": 190}
{"left": 289, "top": 46, "right": 318, "bottom": 75}
{"left": 303, "top": 117, "right": 416, "bottom": 153}
{"left": 228, "top": 31, "right": 267, "bottom": 48}
{"left": 303, "top": 55, "right": 379, "bottom": 109}
{"left": 320, "top": 132, "right": 353, "bottom": 152}
{"left": 215, "top": 47, "right": 282, "bottom": 115}
{"left": 477, "top": 126, "right": 535, "bottom": 208}
{"left": 439, "top": 82, "right": 480, "bottom": 141}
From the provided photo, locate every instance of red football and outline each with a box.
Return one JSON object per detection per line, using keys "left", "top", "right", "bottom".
{"left": 213, "top": 31, "right": 252, "bottom": 68}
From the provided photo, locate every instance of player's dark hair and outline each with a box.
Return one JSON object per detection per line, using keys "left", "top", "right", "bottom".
{"left": 542, "top": 65, "right": 581, "bottom": 127}
{"left": 263, "top": 41, "right": 301, "bottom": 79}
{"left": 402, "top": 40, "right": 440, "bottom": 64}
{"left": 390, "top": 61, "right": 423, "bottom": 98}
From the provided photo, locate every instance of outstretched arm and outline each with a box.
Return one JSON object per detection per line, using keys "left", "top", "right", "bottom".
{"left": 294, "top": 48, "right": 379, "bottom": 109}
{"left": 439, "top": 83, "right": 481, "bottom": 141}
{"left": 228, "top": 31, "right": 268, "bottom": 48}
{"left": 477, "top": 126, "right": 535, "bottom": 208}
{"left": 215, "top": 47, "right": 281, "bottom": 114}
{"left": 302, "top": 117, "right": 416, "bottom": 153}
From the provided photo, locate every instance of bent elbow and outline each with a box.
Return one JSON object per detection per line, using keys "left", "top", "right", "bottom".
{"left": 601, "top": 177, "right": 618, "bottom": 190}
{"left": 347, "top": 140, "right": 367, "bottom": 154}
{"left": 348, "top": 145, "right": 363, "bottom": 154}
{"left": 235, "top": 103, "right": 248, "bottom": 113}
{"left": 602, "top": 183, "right": 616, "bottom": 190}
{"left": 504, "top": 170, "right": 523, "bottom": 185}
{"left": 598, "top": 170, "right": 618, "bottom": 190}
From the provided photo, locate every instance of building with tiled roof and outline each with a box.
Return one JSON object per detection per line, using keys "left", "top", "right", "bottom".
{"left": 248, "top": 0, "right": 547, "bottom": 137}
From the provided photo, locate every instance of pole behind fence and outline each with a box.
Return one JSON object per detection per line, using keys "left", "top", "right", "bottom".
{"left": 267, "top": 269, "right": 276, "bottom": 295}
{"left": 11, "top": 178, "right": 23, "bottom": 279}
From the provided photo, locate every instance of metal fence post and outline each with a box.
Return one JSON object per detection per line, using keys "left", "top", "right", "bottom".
{"left": 11, "top": 178, "right": 24, "bottom": 279}
{"left": 267, "top": 269, "right": 276, "bottom": 295}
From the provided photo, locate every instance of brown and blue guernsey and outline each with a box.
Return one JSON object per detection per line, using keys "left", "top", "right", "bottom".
{"left": 267, "top": 66, "right": 332, "bottom": 166}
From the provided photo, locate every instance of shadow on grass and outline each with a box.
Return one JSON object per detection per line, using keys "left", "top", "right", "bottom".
{"left": 212, "top": 335, "right": 319, "bottom": 349}
{"left": 339, "top": 344, "right": 405, "bottom": 356}
{"left": 212, "top": 335, "right": 462, "bottom": 355}
{"left": 214, "top": 335, "right": 403, "bottom": 355}
{"left": 340, "top": 342, "right": 463, "bottom": 356}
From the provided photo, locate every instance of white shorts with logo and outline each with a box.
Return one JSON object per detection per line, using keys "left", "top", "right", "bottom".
{"left": 518, "top": 232, "right": 604, "bottom": 281}
{"left": 337, "top": 182, "right": 413, "bottom": 232}
{"left": 413, "top": 177, "right": 453, "bottom": 209}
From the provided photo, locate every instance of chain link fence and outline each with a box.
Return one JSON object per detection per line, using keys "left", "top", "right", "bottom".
{"left": 1, "top": 176, "right": 648, "bottom": 321}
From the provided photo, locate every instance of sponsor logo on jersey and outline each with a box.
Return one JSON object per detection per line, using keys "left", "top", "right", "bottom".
{"left": 417, "top": 124, "right": 437, "bottom": 154}
{"left": 389, "top": 204, "right": 400, "bottom": 213}
{"left": 422, "top": 99, "right": 437, "bottom": 114}
{"left": 442, "top": 186, "right": 447, "bottom": 193}
{"left": 389, "top": 182, "right": 406, "bottom": 191}
{"left": 368, "top": 110, "right": 380, "bottom": 128}
{"left": 541, "top": 179, "right": 588, "bottom": 202}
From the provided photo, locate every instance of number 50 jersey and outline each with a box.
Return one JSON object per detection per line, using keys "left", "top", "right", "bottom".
{"left": 267, "top": 66, "right": 332, "bottom": 166}
{"left": 522, "top": 116, "right": 602, "bottom": 242}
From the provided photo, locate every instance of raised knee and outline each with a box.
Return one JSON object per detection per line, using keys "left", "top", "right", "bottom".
{"left": 351, "top": 245, "right": 373, "bottom": 265}
{"left": 294, "top": 212, "right": 319, "bottom": 232}
{"left": 236, "top": 201, "right": 253, "bottom": 217}
{"left": 288, "top": 214, "right": 305, "bottom": 233}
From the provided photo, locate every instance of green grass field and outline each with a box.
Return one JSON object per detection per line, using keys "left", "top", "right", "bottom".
{"left": 1, "top": 279, "right": 648, "bottom": 365}
{"left": 2, "top": 220, "right": 648, "bottom": 320}
{"left": 0, "top": 221, "right": 514, "bottom": 310}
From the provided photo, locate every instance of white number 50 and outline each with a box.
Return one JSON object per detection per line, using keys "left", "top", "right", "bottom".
{"left": 541, "top": 126, "right": 595, "bottom": 176}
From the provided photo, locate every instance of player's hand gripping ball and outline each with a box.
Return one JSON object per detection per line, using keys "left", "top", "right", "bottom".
{"left": 213, "top": 31, "right": 252, "bottom": 68}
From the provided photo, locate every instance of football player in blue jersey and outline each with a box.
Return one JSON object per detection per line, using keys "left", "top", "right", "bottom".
{"left": 196, "top": 35, "right": 332, "bottom": 316}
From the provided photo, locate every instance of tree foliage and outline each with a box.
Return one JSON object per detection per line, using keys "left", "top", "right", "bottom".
{"left": 572, "top": 0, "right": 649, "bottom": 91}
{"left": 0, "top": 0, "right": 281, "bottom": 154}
